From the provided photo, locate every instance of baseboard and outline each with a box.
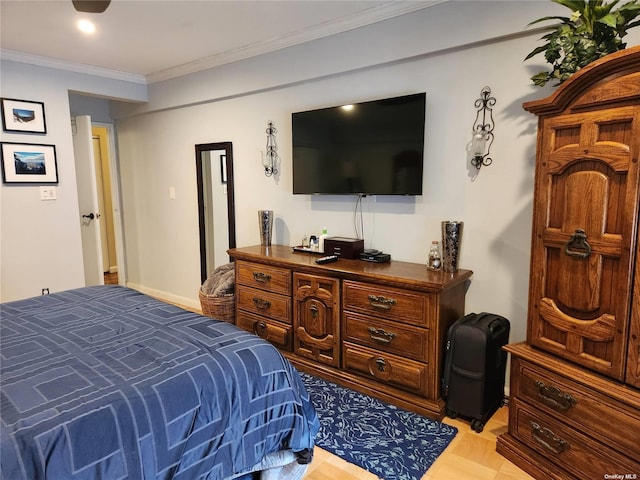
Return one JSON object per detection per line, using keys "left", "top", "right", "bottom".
{"left": 127, "top": 282, "right": 201, "bottom": 311}
{"left": 108, "top": 266, "right": 118, "bottom": 274}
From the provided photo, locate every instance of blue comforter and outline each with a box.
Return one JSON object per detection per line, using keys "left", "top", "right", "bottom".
{"left": 1, "top": 286, "right": 319, "bottom": 479}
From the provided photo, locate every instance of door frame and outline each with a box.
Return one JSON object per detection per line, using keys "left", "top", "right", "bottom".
{"left": 93, "top": 121, "right": 127, "bottom": 286}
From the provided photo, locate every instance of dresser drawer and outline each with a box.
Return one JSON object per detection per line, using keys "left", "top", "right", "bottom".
{"left": 342, "top": 342, "right": 429, "bottom": 397}
{"left": 237, "top": 286, "right": 291, "bottom": 324}
{"left": 343, "top": 280, "right": 433, "bottom": 327}
{"left": 236, "top": 260, "right": 291, "bottom": 295}
{"left": 510, "top": 397, "right": 640, "bottom": 479}
{"left": 513, "top": 357, "right": 640, "bottom": 458}
{"left": 236, "top": 311, "right": 292, "bottom": 351}
{"left": 343, "top": 312, "right": 429, "bottom": 362}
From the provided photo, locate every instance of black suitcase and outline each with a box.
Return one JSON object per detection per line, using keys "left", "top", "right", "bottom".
{"left": 442, "top": 312, "right": 510, "bottom": 432}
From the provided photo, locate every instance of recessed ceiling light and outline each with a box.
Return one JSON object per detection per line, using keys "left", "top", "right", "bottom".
{"left": 77, "top": 19, "right": 96, "bottom": 34}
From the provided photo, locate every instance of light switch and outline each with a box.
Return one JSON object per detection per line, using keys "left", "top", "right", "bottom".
{"left": 169, "top": 186, "right": 176, "bottom": 199}
{"left": 40, "top": 186, "right": 57, "bottom": 200}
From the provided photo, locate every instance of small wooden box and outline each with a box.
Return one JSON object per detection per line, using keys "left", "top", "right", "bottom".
{"left": 324, "top": 237, "right": 364, "bottom": 259}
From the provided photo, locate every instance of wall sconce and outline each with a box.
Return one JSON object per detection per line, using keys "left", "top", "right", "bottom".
{"left": 468, "top": 86, "right": 496, "bottom": 169}
{"left": 263, "top": 121, "right": 279, "bottom": 177}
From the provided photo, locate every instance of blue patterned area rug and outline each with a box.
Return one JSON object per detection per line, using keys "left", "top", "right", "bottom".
{"left": 299, "top": 372, "right": 457, "bottom": 480}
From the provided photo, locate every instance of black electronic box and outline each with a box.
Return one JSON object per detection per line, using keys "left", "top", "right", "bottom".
{"left": 359, "top": 251, "right": 391, "bottom": 263}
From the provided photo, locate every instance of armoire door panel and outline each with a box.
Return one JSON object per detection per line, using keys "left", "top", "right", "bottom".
{"left": 539, "top": 298, "right": 616, "bottom": 342}
{"left": 556, "top": 246, "right": 602, "bottom": 312}
{"left": 547, "top": 163, "right": 629, "bottom": 234}
{"left": 562, "top": 171, "right": 608, "bottom": 232}
{"left": 529, "top": 107, "right": 640, "bottom": 379}
{"left": 546, "top": 145, "right": 632, "bottom": 172}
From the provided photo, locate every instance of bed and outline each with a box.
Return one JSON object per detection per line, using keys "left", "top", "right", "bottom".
{"left": 1, "top": 285, "right": 319, "bottom": 480}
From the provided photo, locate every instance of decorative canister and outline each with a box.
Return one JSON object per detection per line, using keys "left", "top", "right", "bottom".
{"left": 258, "top": 210, "right": 274, "bottom": 246}
{"left": 441, "top": 221, "right": 463, "bottom": 273}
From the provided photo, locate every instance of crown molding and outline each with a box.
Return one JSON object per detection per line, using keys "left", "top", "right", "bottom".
{"left": 1, "top": 1, "right": 445, "bottom": 86}
{"left": 0, "top": 49, "right": 148, "bottom": 85}
{"left": 146, "top": 1, "right": 446, "bottom": 84}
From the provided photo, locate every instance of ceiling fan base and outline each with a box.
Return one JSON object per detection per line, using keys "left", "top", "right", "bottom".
{"left": 72, "top": 1, "right": 111, "bottom": 14}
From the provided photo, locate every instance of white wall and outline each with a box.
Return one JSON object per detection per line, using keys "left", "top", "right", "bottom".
{"left": 0, "top": 61, "right": 147, "bottom": 301}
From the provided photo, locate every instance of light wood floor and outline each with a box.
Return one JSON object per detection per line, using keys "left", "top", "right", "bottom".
{"left": 304, "top": 406, "right": 534, "bottom": 480}
{"left": 150, "top": 290, "right": 534, "bottom": 480}
{"left": 104, "top": 272, "right": 119, "bottom": 284}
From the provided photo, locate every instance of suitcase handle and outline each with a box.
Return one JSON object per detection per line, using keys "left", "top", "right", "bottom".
{"left": 488, "top": 319, "right": 507, "bottom": 336}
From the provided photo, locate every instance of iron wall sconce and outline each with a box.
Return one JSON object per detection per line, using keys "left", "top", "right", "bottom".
{"left": 469, "top": 86, "right": 496, "bottom": 169}
{"left": 263, "top": 121, "right": 279, "bottom": 177}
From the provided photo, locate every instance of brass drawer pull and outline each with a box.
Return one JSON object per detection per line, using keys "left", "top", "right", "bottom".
{"left": 530, "top": 422, "right": 570, "bottom": 454}
{"left": 253, "top": 272, "right": 272, "bottom": 283}
{"left": 368, "top": 327, "right": 396, "bottom": 344}
{"left": 375, "top": 358, "right": 387, "bottom": 372}
{"left": 252, "top": 297, "right": 271, "bottom": 310}
{"left": 564, "top": 229, "right": 591, "bottom": 258}
{"left": 535, "top": 380, "right": 577, "bottom": 412}
{"left": 368, "top": 294, "right": 396, "bottom": 310}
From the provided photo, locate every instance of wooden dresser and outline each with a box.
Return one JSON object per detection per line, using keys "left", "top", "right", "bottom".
{"left": 228, "top": 245, "right": 472, "bottom": 420}
{"left": 496, "top": 47, "right": 640, "bottom": 479}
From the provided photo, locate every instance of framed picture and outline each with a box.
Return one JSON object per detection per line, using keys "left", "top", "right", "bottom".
{"left": 1, "top": 98, "right": 47, "bottom": 134}
{"left": 1, "top": 142, "right": 58, "bottom": 184}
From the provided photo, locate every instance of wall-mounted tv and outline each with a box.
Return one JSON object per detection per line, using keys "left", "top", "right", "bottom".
{"left": 292, "top": 92, "right": 426, "bottom": 195}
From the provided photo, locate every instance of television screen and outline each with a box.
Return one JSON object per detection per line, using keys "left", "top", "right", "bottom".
{"left": 292, "top": 92, "right": 426, "bottom": 195}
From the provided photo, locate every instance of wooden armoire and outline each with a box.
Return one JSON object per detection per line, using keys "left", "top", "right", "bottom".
{"left": 496, "top": 47, "right": 640, "bottom": 479}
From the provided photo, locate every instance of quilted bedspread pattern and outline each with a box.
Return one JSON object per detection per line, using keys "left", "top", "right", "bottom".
{"left": 0, "top": 286, "right": 319, "bottom": 479}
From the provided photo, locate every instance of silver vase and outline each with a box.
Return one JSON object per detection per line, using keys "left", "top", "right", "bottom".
{"left": 258, "top": 210, "right": 274, "bottom": 246}
{"left": 441, "top": 221, "right": 463, "bottom": 273}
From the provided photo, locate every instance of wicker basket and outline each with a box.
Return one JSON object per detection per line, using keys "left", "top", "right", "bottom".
{"left": 199, "top": 288, "right": 235, "bottom": 323}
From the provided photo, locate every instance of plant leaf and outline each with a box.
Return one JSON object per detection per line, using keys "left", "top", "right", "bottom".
{"left": 598, "top": 13, "right": 619, "bottom": 27}
{"left": 524, "top": 45, "right": 551, "bottom": 60}
{"left": 527, "top": 15, "right": 571, "bottom": 27}
{"left": 531, "top": 72, "right": 552, "bottom": 87}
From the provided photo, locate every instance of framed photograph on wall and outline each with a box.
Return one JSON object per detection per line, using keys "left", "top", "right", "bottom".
{"left": 1, "top": 142, "right": 58, "bottom": 184}
{"left": 1, "top": 98, "right": 47, "bottom": 134}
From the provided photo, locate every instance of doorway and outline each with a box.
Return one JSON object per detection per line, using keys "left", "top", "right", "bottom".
{"left": 72, "top": 116, "right": 126, "bottom": 286}
{"left": 92, "top": 122, "right": 125, "bottom": 286}
{"left": 92, "top": 126, "right": 118, "bottom": 279}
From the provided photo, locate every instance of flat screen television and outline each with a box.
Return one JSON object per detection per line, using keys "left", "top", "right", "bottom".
{"left": 292, "top": 92, "right": 426, "bottom": 195}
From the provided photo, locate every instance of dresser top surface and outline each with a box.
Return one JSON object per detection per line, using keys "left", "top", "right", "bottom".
{"left": 229, "top": 245, "right": 472, "bottom": 292}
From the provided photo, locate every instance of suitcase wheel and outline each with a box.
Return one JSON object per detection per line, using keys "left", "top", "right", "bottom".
{"left": 471, "top": 419, "right": 484, "bottom": 433}
{"left": 446, "top": 408, "right": 458, "bottom": 419}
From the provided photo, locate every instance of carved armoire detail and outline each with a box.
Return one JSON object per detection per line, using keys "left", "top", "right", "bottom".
{"left": 496, "top": 46, "right": 640, "bottom": 479}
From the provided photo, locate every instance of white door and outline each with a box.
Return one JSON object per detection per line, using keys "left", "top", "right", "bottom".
{"left": 72, "top": 115, "right": 104, "bottom": 286}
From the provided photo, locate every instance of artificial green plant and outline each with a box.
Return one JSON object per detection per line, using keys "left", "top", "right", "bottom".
{"left": 525, "top": 0, "right": 640, "bottom": 86}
